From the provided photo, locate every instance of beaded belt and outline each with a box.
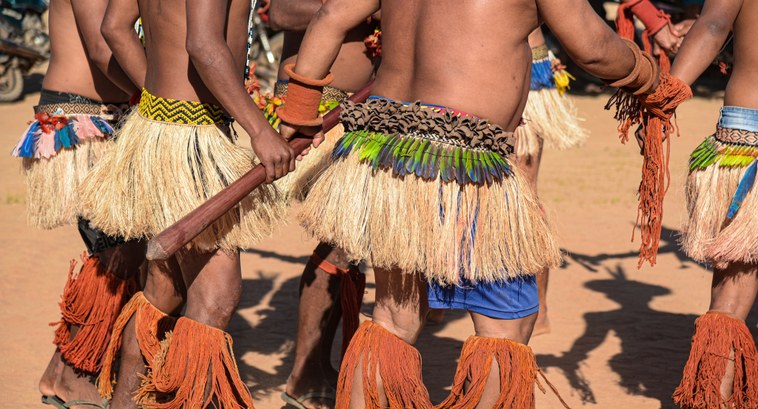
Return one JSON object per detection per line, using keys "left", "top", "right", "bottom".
{"left": 138, "top": 89, "right": 225, "bottom": 125}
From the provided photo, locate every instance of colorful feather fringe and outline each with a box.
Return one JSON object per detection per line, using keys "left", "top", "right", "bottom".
{"left": 689, "top": 135, "right": 758, "bottom": 219}
{"left": 332, "top": 130, "right": 513, "bottom": 186}
{"left": 530, "top": 53, "right": 574, "bottom": 95}
{"left": 12, "top": 112, "right": 113, "bottom": 159}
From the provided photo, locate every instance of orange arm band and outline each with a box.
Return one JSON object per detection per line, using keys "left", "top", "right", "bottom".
{"left": 628, "top": 0, "right": 670, "bottom": 35}
{"left": 276, "top": 64, "right": 334, "bottom": 127}
{"left": 609, "top": 39, "right": 659, "bottom": 95}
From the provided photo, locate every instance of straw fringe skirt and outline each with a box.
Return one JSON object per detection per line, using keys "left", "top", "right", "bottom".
{"left": 681, "top": 134, "right": 758, "bottom": 267}
{"left": 299, "top": 136, "right": 561, "bottom": 285}
{"left": 277, "top": 123, "right": 345, "bottom": 202}
{"left": 80, "top": 110, "right": 283, "bottom": 252}
{"left": 23, "top": 140, "right": 111, "bottom": 229}
{"left": 516, "top": 89, "right": 588, "bottom": 157}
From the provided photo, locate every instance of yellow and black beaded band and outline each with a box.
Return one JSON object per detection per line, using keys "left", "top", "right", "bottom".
{"left": 274, "top": 82, "right": 349, "bottom": 103}
{"left": 531, "top": 44, "right": 550, "bottom": 61}
{"left": 138, "top": 89, "right": 225, "bottom": 125}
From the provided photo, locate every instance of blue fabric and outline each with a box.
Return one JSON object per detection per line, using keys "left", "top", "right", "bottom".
{"left": 428, "top": 276, "right": 539, "bottom": 320}
{"left": 718, "top": 106, "right": 758, "bottom": 133}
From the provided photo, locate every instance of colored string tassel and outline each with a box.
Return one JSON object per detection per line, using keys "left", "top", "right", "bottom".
{"left": 673, "top": 311, "right": 758, "bottom": 409}
{"left": 605, "top": 72, "right": 692, "bottom": 267}
{"left": 308, "top": 252, "right": 365, "bottom": 357}
{"left": 336, "top": 321, "right": 433, "bottom": 409}
{"left": 52, "top": 252, "right": 139, "bottom": 374}
{"left": 136, "top": 317, "right": 255, "bottom": 409}
{"left": 436, "top": 336, "right": 570, "bottom": 409}
{"left": 97, "top": 292, "right": 174, "bottom": 400}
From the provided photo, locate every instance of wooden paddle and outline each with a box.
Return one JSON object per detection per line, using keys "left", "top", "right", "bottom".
{"left": 145, "top": 85, "right": 372, "bottom": 261}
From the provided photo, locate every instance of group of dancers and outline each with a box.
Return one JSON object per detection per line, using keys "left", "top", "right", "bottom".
{"left": 14, "top": 0, "right": 756, "bottom": 408}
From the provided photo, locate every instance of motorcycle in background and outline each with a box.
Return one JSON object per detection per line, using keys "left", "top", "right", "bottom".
{"left": 0, "top": 0, "right": 49, "bottom": 102}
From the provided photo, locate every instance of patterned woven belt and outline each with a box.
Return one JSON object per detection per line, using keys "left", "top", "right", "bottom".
{"left": 35, "top": 102, "right": 104, "bottom": 116}
{"left": 531, "top": 44, "right": 549, "bottom": 61}
{"left": 138, "top": 89, "right": 225, "bottom": 125}
{"left": 716, "top": 126, "right": 758, "bottom": 146}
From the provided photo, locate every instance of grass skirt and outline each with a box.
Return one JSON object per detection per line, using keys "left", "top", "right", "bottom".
{"left": 299, "top": 99, "right": 561, "bottom": 284}
{"left": 80, "top": 109, "right": 283, "bottom": 252}
{"left": 681, "top": 129, "right": 758, "bottom": 267}
{"left": 516, "top": 89, "right": 588, "bottom": 157}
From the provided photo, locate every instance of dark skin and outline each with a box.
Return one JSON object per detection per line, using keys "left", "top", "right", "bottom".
{"left": 100, "top": 0, "right": 146, "bottom": 89}
{"left": 281, "top": 0, "right": 639, "bottom": 406}
{"left": 671, "top": 0, "right": 757, "bottom": 400}
{"left": 103, "top": 1, "right": 298, "bottom": 408}
{"left": 268, "top": 1, "right": 375, "bottom": 407}
{"left": 38, "top": 1, "right": 141, "bottom": 407}
{"left": 43, "top": 0, "right": 134, "bottom": 101}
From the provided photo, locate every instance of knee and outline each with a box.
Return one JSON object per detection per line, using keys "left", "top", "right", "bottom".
{"left": 372, "top": 305, "right": 428, "bottom": 345}
{"left": 472, "top": 312, "right": 537, "bottom": 344}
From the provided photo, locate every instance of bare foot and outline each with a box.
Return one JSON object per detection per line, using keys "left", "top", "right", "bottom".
{"left": 39, "top": 350, "right": 64, "bottom": 398}
{"left": 54, "top": 362, "right": 104, "bottom": 409}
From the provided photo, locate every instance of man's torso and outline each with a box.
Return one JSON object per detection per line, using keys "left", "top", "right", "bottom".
{"left": 139, "top": 0, "right": 250, "bottom": 104}
{"left": 371, "top": 0, "right": 539, "bottom": 130}
{"left": 726, "top": 0, "right": 758, "bottom": 109}
{"left": 43, "top": 0, "right": 128, "bottom": 102}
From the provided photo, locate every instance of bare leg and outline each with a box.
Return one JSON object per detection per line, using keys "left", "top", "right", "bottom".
{"left": 515, "top": 139, "right": 550, "bottom": 336}
{"left": 108, "top": 257, "right": 185, "bottom": 409}
{"left": 349, "top": 268, "right": 428, "bottom": 409}
{"left": 708, "top": 262, "right": 758, "bottom": 400}
{"left": 468, "top": 311, "right": 538, "bottom": 409}
{"left": 45, "top": 241, "right": 146, "bottom": 407}
{"left": 286, "top": 242, "right": 344, "bottom": 409}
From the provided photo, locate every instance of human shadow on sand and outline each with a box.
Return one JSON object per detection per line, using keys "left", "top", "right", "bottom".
{"left": 561, "top": 225, "right": 695, "bottom": 273}
{"left": 536, "top": 264, "right": 758, "bottom": 408}
{"left": 232, "top": 248, "right": 470, "bottom": 405}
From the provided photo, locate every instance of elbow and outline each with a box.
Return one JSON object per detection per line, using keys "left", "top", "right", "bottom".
{"left": 267, "top": 6, "right": 288, "bottom": 31}
{"left": 185, "top": 35, "right": 218, "bottom": 66}
{"left": 100, "top": 18, "right": 121, "bottom": 48}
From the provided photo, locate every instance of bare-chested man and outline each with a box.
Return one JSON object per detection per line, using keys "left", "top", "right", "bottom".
{"left": 266, "top": 2, "right": 376, "bottom": 408}
{"left": 78, "top": 0, "right": 297, "bottom": 408}
{"left": 669, "top": 1, "right": 758, "bottom": 407}
{"left": 12, "top": 1, "right": 144, "bottom": 407}
{"left": 276, "top": 0, "right": 661, "bottom": 406}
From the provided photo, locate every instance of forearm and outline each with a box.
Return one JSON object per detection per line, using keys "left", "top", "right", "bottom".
{"left": 188, "top": 41, "right": 269, "bottom": 135}
{"left": 268, "top": 0, "right": 322, "bottom": 32}
{"left": 293, "top": 1, "right": 378, "bottom": 80}
{"left": 671, "top": 13, "right": 733, "bottom": 85}
{"left": 102, "top": 27, "right": 146, "bottom": 89}
{"left": 100, "top": 57, "right": 140, "bottom": 95}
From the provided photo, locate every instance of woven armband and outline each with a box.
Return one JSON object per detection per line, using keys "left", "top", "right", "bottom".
{"left": 276, "top": 64, "right": 334, "bottom": 127}
{"left": 628, "top": 0, "right": 670, "bottom": 35}
{"left": 609, "top": 39, "right": 659, "bottom": 95}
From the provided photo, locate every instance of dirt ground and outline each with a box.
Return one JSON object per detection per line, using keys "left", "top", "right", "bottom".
{"left": 1, "top": 79, "right": 756, "bottom": 409}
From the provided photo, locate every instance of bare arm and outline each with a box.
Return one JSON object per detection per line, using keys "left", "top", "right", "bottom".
{"left": 291, "top": 0, "right": 379, "bottom": 81}
{"left": 186, "top": 0, "right": 294, "bottom": 183}
{"left": 70, "top": 0, "right": 138, "bottom": 95}
{"left": 537, "top": 0, "right": 635, "bottom": 81}
{"left": 101, "top": 0, "right": 146, "bottom": 90}
{"left": 671, "top": 0, "right": 742, "bottom": 85}
{"left": 527, "top": 27, "right": 546, "bottom": 48}
{"left": 268, "top": 0, "right": 322, "bottom": 32}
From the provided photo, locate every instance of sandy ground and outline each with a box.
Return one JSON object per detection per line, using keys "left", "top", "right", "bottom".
{"left": 1, "top": 80, "right": 756, "bottom": 409}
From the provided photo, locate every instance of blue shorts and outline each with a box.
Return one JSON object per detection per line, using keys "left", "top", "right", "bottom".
{"left": 427, "top": 276, "right": 539, "bottom": 320}
{"left": 719, "top": 106, "right": 758, "bottom": 132}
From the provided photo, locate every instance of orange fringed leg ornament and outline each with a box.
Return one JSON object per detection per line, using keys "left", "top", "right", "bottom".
{"left": 436, "top": 336, "right": 570, "bottom": 409}
{"left": 52, "top": 252, "right": 139, "bottom": 374}
{"left": 97, "top": 292, "right": 174, "bottom": 400}
{"left": 308, "top": 251, "right": 366, "bottom": 356}
{"left": 136, "top": 317, "right": 255, "bottom": 409}
{"left": 605, "top": 73, "right": 692, "bottom": 267}
{"left": 673, "top": 311, "right": 758, "bottom": 409}
{"left": 336, "top": 321, "right": 433, "bottom": 409}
